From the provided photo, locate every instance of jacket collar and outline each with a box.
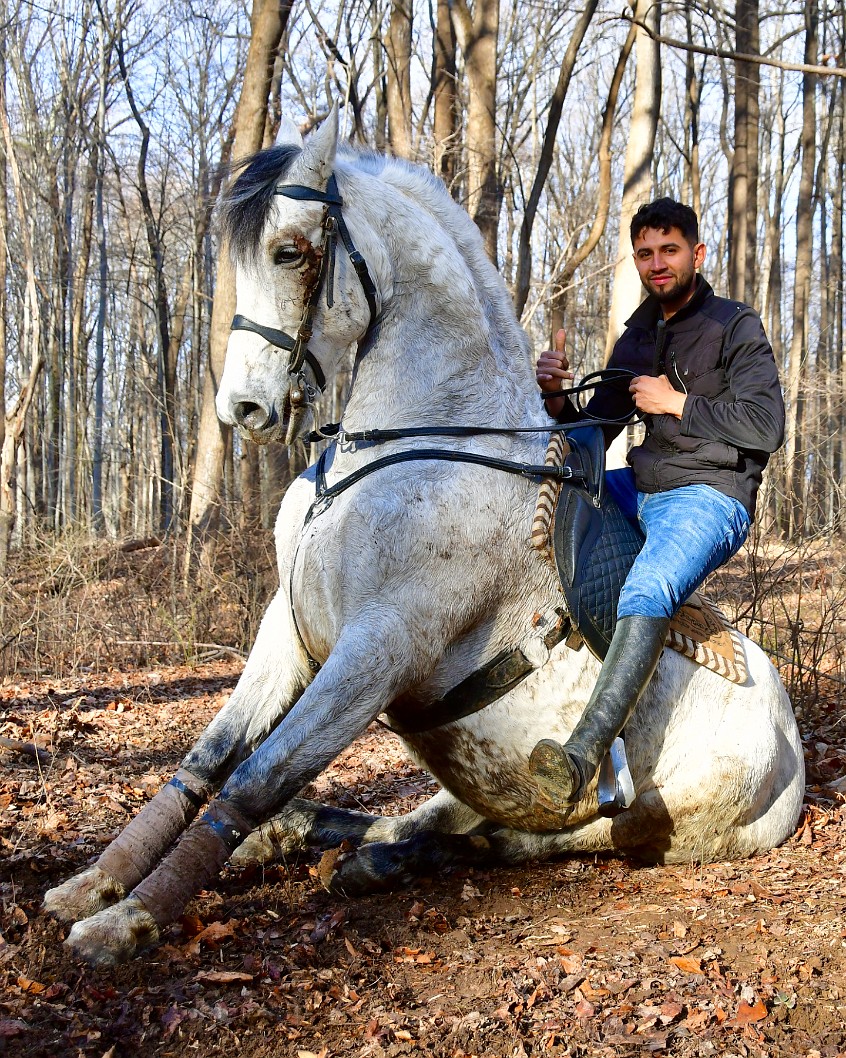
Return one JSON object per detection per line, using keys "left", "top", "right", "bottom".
{"left": 625, "top": 275, "right": 714, "bottom": 331}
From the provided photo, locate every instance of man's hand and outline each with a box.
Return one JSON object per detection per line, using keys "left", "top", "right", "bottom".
{"left": 537, "top": 329, "right": 574, "bottom": 417}
{"left": 629, "top": 374, "right": 687, "bottom": 419}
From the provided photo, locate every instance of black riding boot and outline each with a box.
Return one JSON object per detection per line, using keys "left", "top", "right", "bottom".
{"left": 529, "top": 614, "right": 670, "bottom": 811}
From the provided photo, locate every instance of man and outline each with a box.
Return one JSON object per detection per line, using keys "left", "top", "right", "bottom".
{"left": 530, "top": 197, "right": 785, "bottom": 810}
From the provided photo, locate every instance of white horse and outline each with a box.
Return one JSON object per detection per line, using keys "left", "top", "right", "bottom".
{"left": 45, "top": 110, "right": 804, "bottom": 966}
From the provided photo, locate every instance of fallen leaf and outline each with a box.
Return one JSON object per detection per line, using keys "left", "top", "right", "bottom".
{"left": 179, "top": 913, "right": 205, "bottom": 938}
{"left": 0, "top": 1020, "right": 28, "bottom": 1038}
{"left": 659, "top": 1001, "right": 684, "bottom": 1024}
{"left": 16, "top": 977, "right": 46, "bottom": 994}
{"left": 185, "top": 919, "right": 240, "bottom": 955}
{"left": 574, "top": 999, "right": 595, "bottom": 1019}
{"left": 734, "top": 998, "right": 767, "bottom": 1025}
{"left": 195, "top": 970, "right": 254, "bottom": 984}
{"left": 160, "top": 1007, "right": 190, "bottom": 1039}
{"left": 684, "top": 1008, "right": 711, "bottom": 1031}
{"left": 669, "top": 956, "right": 702, "bottom": 974}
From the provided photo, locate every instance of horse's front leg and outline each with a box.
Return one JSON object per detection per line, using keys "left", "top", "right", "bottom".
{"left": 43, "top": 591, "right": 310, "bottom": 926}
{"left": 62, "top": 620, "right": 421, "bottom": 966}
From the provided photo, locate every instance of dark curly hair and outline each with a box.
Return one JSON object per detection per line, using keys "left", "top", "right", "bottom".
{"left": 630, "top": 198, "right": 699, "bottom": 247}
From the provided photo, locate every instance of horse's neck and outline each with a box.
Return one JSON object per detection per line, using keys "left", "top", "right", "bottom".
{"left": 342, "top": 193, "right": 543, "bottom": 433}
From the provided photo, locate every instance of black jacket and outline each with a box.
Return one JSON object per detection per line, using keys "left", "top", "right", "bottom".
{"left": 558, "top": 278, "right": 785, "bottom": 518}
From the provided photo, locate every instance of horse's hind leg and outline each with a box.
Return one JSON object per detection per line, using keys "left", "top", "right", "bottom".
{"left": 241, "top": 789, "right": 507, "bottom": 895}
{"left": 231, "top": 787, "right": 486, "bottom": 864}
{"left": 44, "top": 591, "right": 310, "bottom": 925}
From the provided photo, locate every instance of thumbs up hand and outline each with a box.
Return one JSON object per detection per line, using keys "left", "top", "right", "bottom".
{"left": 536, "top": 329, "right": 573, "bottom": 394}
{"left": 536, "top": 329, "right": 573, "bottom": 419}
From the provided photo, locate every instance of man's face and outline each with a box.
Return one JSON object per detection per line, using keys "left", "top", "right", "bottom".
{"left": 632, "top": 226, "right": 706, "bottom": 316}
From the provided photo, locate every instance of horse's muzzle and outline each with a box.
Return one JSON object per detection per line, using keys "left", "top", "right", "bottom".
{"left": 232, "top": 400, "right": 278, "bottom": 435}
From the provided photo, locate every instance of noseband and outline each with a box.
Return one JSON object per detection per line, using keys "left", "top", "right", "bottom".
{"left": 230, "top": 173, "right": 379, "bottom": 410}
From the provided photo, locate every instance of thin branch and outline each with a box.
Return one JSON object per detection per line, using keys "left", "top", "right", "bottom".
{"left": 616, "top": 11, "right": 846, "bottom": 78}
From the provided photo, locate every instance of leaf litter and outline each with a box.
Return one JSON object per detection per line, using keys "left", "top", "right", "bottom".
{"left": 2, "top": 658, "right": 846, "bottom": 1057}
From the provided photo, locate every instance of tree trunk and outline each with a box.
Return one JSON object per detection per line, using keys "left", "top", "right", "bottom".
{"left": 386, "top": 0, "right": 413, "bottom": 158}
{"left": 513, "top": 0, "right": 599, "bottom": 318}
{"left": 683, "top": 7, "right": 701, "bottom": 218}
{"left": 452, "top": 0, "right": 499, "bottom": 263}
{"left": 728, "top": 0, "right": 760, "bottom": 304}
{"left": 785, "top": 0, "right": 818, "bottom": 539}
{"left": 92, "top": 13, "right": 109, "bottom": 531}
{"left": 604, "top": 0, "right": 661, "bottom": 363}
{"left": 0, "top": 38, "right": 6, "bottom": 478}
{"left": 186, "top": 0, "right": 293, "bottom": 571}
{"left": 0, "top": 84, "right": 44, "bottom": 575}
{"left": 548, "top": 23, "right": 635, "bottom": 323}
{"left": 432, "top": 0, "right": 457, "bottom": 188}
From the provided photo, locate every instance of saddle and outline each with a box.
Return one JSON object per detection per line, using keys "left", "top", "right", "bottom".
{"left": 552, "top": 427, "right": 643, "bottom": 661}
{"left": 546, "top": 426, "right": 746, "bottom": 683}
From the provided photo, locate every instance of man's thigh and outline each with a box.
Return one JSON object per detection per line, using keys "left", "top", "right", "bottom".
{"left": 617, "top": 484, "right": 750, "bottom": 619}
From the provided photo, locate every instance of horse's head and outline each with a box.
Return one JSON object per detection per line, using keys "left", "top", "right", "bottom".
{"left": 216, "top": 109, "right": 382, "bottom": 444}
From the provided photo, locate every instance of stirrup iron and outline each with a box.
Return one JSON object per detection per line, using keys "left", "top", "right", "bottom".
{"left": 596, "top": 736, "right": 635, "bottom": 817}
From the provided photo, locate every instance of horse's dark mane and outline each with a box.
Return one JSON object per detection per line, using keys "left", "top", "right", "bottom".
{"left": 218, "top": 144, "right": 302, "bottom": 261}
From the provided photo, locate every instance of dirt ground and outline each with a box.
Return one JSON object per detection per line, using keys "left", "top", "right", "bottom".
{"left": 1, "top": 658, "right": 845, "bottom": 1058}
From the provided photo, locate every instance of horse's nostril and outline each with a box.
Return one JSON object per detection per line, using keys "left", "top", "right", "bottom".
{"left": 233, "top": 401, "right": 273, "bottom": 431}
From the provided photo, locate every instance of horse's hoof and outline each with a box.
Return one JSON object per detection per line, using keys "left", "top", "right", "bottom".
{"left": 318, "top": 843, "right": 402, "bottom": 896}
{"left": 43, "top": 866, "right": 127, "bottom": 924}
{"left": 65, "top": 898, "right": 160, "bottom": 967}
{"left": 230, "top": 821, "right": 305, "bottom": 865}
{"left": 529, "top": 739, "right": 584, "bottom": 805}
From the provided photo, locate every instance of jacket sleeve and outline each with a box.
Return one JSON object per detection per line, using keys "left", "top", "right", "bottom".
{"left": 679, "top": 310, "right": 785, "bottom": 453}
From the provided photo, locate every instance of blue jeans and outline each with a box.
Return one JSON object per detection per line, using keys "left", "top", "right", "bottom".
{"left": 607, "top": 469, "right": 751, "bottom": 619}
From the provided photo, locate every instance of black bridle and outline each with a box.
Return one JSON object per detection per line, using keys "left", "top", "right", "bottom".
{"left": 230, "top": 172, "right": 379, "bottom": 411}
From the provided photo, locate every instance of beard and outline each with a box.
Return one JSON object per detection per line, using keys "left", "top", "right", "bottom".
{"left": 645, "top": 268, "right": 696, "bottom": 304}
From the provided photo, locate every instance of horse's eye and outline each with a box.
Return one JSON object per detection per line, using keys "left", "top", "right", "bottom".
{"left": 272, "top": 245, "right": 304, "bottom": 267}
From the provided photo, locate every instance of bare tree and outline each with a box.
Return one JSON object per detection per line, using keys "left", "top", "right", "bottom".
{"left": 432, "top": 0, "right": 457, "bottom": 186}
{"left": 784, "top": 0, "right": 819, "bottom": 538}
{"left": 187, "top": 0, "right": 294, "bottom": 566}
{"left": 386, "top": 0, "right": 413, "bottom": 157}
{"left": 604, "top": 0, "right": 662, "bottom": 362}
{"left": 728, "top": 0, "right": 760, "bottom": 304}
{"left": 512, "top": 0, "right": 599, "bottom": 318}
{"left": 452, "top": 0, "right": 499, "bottom": 261}
{"left": 0, "top": 79, "right": 44, "bottom": 573}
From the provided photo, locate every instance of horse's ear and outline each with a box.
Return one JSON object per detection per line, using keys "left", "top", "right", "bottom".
{"left": 299, "top": 105, "right": 339, "bottom": 189}
{"left": 275, "top": 115, "right": 304, "bottom": 150}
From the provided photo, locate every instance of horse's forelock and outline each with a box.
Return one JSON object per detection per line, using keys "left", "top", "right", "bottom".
{"left": 219, "top": 144, "right": 303, "bottom": 261}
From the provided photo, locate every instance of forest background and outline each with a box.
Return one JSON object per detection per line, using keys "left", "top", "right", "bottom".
{"left": 0, "top": 0, "right": 845, "bottom": 694}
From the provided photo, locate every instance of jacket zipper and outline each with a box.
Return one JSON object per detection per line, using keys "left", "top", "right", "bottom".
{"left": 670, "top": 350, "right": 688, "bottom": 394}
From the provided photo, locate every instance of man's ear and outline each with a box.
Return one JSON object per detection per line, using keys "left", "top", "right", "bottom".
{"left": 693, "top": 242, "right": 707, "bottom": 269}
